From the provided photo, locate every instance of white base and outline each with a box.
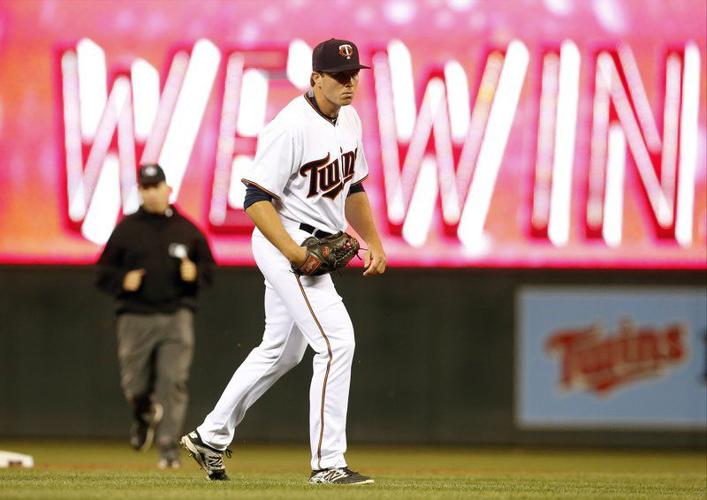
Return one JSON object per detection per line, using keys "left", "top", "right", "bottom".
{"left": 0, "top": 451, "right": 34, "bottom": 468}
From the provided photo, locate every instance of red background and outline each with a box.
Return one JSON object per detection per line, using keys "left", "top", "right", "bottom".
{"left": 0, "top": 0, "right": 704, "bottom": 268}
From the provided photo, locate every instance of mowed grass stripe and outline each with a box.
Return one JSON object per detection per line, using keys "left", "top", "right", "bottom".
{"left": 0, "top": 441, "right": 704, "bottom": 499}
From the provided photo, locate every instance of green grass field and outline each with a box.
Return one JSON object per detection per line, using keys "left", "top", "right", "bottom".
{"left": 0, "top": 440, "right": 704, "bottom": 499}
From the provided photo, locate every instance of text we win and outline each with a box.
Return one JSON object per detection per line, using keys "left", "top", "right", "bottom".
{"left": 60, "top": 38, "right": 702, "bottom": 248}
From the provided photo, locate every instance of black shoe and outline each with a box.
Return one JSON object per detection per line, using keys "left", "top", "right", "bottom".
{"left": 180, "top": 430, "right": 231, "bottom": 481}
{"left": 309, "top": 467, "right": 374, "bottom": 485}
{"left": 158, "top": 445, "right": 181, "bottom": 469}
{"left": 157, "top": 456, "right": 181, "bottom": 469}
{"left": 129, "top": 402, "right": 164, "bottom": 452}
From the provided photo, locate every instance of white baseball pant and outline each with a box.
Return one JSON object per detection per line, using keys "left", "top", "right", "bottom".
{"left": 197, "top": 226, "right": 355, "bottom": 470}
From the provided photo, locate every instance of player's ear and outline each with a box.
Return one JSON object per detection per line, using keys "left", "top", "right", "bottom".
{"left": 311, "top": 72, "right": 322, "bottom": 88}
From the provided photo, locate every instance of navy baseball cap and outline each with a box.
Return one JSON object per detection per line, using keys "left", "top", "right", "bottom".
{"left": 138, "top": 163, "right": 166, "bottom": 187}
{"left": 312, "top": 38, "right": 370, "bottom": 73}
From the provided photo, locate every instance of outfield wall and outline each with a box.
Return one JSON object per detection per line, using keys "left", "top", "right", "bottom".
{"left": 0, "top": 266, "right": 704, "bottom": 449}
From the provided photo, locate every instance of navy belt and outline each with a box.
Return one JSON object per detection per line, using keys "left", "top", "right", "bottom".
{"left": 299, "top": 223, "right": 333, "bottom": 239}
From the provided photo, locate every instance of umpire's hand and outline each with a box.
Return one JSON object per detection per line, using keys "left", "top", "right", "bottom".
{"left": 180, "top": 258, "right": 198, "bottom": 282}
{"left": 123, "top": 269, "right": 145, "bottom": 291}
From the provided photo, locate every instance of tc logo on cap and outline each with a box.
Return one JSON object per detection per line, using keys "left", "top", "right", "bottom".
{"left": 338, "top": 44, "right": 353, "bottom": 59}
{"left": 144, "top": 166, "right": 158, "bottom": 176}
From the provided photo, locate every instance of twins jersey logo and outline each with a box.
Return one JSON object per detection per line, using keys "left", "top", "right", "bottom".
{"left": 300, "top": 148, "right": 358, "bottom": 199}
{"left": 338, "top": 44, "right": 353, "bottom": 59}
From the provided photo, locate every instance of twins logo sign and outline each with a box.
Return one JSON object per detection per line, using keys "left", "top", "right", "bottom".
{"left": 544, "top": 319, "right": 688, "bottom": 396}
{"left": 517, "top": 287, "right": 707, "bottom": 428}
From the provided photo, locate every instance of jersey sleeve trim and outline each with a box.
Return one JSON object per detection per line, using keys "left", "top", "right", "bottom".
{"left": 240, "top": 179, "right": 282, "bottom": 201}
{"left": 350, "top": 174, "right": 368, "bottom": 187}
{"left": 347, "top": 182, "right": 365, "bottom": 196}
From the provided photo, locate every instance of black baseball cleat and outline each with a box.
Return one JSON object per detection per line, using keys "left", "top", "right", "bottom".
{"left": 180, "top": 430, "right": 231, "bottom": 481}
{"left": 130, "top": 402, "right": 163, "bottom": 452}
{"left": 157, "top": 444, "right": 181, "bottom": 470}
{"left": 309, "top": 467, "right": 374, "bottom": 485}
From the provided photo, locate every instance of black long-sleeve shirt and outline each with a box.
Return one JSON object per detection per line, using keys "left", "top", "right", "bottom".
{"left": 96, "top": 206, "right": 215, "bottom": 315}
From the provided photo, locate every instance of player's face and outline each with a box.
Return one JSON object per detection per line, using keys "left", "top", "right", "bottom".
{"left": 139, "top": 181, "right": 171, "bottom": 213}
{"left": 318, "top": 70, "right": 360, "bottom": 106}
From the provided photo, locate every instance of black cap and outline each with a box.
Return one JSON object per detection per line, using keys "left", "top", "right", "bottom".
{"left": 312, "top": 38, "right": 370, "bottom": 73}
{"left": 138, "top": 163, "right": 166, "bottom": 187}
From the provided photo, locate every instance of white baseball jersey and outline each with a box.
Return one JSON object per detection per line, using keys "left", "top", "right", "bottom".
{"left": 241, "top": 94, "right": 369, "bottom": 234}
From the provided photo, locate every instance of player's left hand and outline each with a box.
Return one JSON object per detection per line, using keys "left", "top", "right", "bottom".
{"left": 180, "top": 258, "right": 198, "bottom": 282}
{"left": 363, "top": 242, "right": 386, "bottom": 277}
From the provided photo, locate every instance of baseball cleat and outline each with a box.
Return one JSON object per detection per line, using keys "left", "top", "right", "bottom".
{"left": 308, "top": 467, "right": 374, "bottom": 485}
{"left": 157, "top": 445, "right": 181, "bottom": 469}
{"left": 180, "top": 430, "right": 231, "bottom": 480}
{"left": 157, "top": 457, "right": 181, "bottom": 469}
{"left": 130, "top": 402, "right": 163, "bottom": 452}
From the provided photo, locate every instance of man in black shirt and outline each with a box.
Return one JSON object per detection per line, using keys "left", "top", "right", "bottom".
{"left": 96, "top": 163, "right": 215, "bottom": 469}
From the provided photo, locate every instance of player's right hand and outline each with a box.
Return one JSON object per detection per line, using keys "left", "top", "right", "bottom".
{"left": 363, "top": 241, "right": 386, "bottom": 277}
{"left": 123, "top": 269, "right": 145, "bottom": 291}
{"left": 289, "top": 246, "right": 309, "bottom": 268}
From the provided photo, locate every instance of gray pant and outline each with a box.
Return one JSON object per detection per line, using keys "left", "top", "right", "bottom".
{"left": 116, "top": 308, "right": 194, "bottom": 449}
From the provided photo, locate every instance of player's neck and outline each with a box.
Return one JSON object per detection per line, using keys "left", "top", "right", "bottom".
{"left": 311, "top": 88, "right": 340, "bottom": 119}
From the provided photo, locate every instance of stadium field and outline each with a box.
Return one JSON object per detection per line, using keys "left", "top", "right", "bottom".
{"left": 0, "top": 440, "right": 704, "bottom": 499}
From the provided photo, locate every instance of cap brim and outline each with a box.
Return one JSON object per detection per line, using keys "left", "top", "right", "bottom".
{"left": 139, "top": 179, "right": 164, "bottom": 187}
{"left": 318, "top": 63, "right": 371, "bottom": 73}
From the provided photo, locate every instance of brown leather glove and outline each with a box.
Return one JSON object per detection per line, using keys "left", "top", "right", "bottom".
{"left": 292, "top": 232, "right": 360, "bottom": 276}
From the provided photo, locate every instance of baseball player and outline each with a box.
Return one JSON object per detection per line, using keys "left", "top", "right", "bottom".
{"left": 181, "top": 38, "right": 385, "bottom": 484}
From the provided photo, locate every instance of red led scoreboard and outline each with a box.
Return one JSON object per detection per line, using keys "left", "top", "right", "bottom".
{"left": 0, "top": 0, "right": 704, "bottom": 268}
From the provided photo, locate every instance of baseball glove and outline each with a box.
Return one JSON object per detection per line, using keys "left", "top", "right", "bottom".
{"left": 292, "top": 231, "right": 360, "bottom": 276}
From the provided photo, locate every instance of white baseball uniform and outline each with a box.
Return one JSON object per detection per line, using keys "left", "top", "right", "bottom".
{"left": 196, "top": 93, "right": 368, "bottom": 471}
